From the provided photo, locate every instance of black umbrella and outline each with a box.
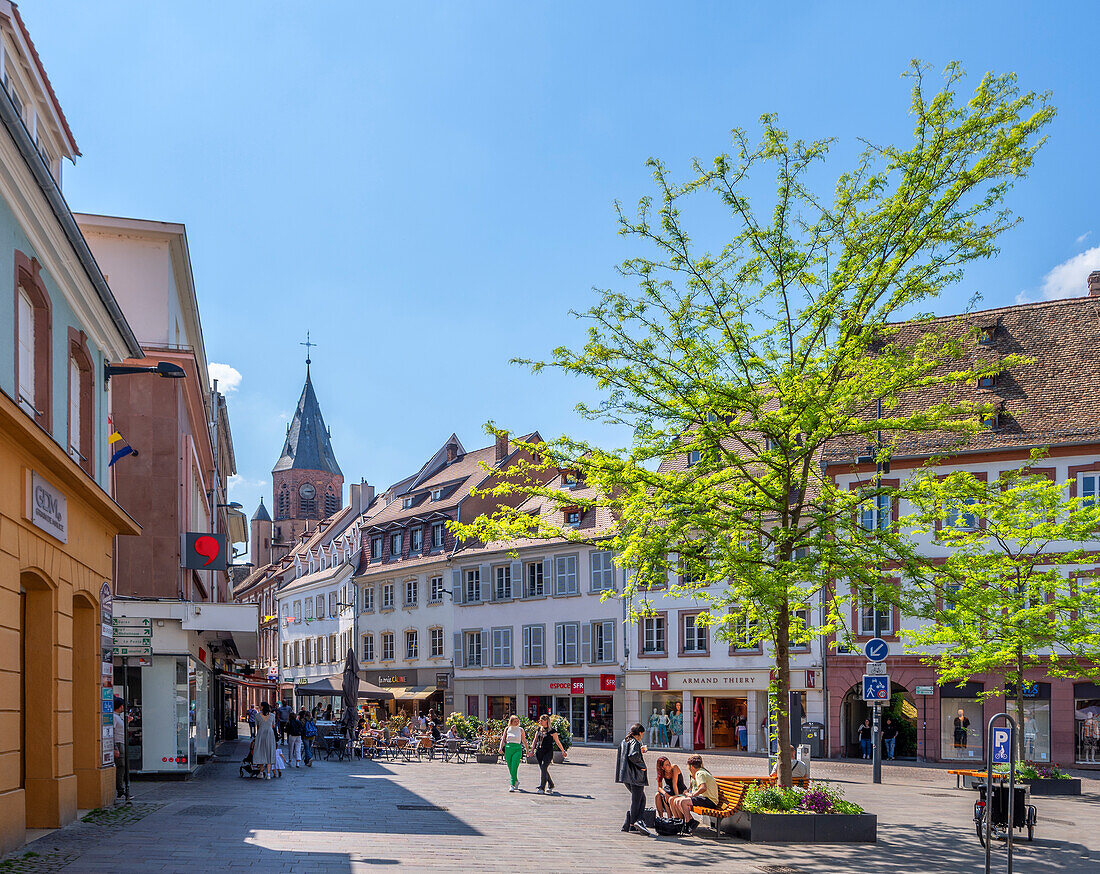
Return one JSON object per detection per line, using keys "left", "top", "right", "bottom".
{"left": 340, "top": 647, "right": 360, "bottom": 732}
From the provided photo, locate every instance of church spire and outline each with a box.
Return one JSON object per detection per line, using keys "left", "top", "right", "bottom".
{"left": 273, "top": 362, "right": 342, "bottom": 476}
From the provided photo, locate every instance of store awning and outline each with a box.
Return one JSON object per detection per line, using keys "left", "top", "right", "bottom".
{"left": 294, "top": 676, "right": 394, "bottom": 700}
{"left": 388, "top": 685, "right": 440, "bottom": 701}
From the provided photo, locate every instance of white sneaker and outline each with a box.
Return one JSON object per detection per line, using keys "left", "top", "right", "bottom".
{"left": 508, "top": 785, "right": 516, "bottom": 793}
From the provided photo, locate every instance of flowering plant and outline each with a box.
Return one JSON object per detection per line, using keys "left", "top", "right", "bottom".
{"left": 743, "top": 783, "right": 865, "bottom": 815}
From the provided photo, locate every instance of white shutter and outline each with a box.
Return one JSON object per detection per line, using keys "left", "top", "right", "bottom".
{"left": 580, "top": 621, "right": 592, "bottom": 664}
{"left": 453, "top": 633, "right": 464, "bottom": 668}
{"left": 510, "top": 561, "right": 522, "bottom": 598}
{"left": 555, "top": 623, "right": 564, "bottom": 665}
{"left": 452, "top": 569, "right": 463, "bottom": 604}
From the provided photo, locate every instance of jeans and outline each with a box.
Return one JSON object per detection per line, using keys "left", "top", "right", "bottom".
{"left": 624, "top": 783, "right": 647, "bottom": 829}
{"left": 289, "top": 736, "right": 303, "bottom": 765}
{"left": 860, "top": 738, "right": 872, "bottom": 759}
{"left": 303, "top": 737, "right": 313, "bottom": 764}
{"left": 885, "top": 738, "right": 896, "bottom": 759}
{"left": 248, "top": 721, "right": 256, "bottom": 738}
{"left": 537, "top": 754, "right": 554, "bottom": 791}
{"left": 114, "top": 745, "right": 129, "bottom": 799}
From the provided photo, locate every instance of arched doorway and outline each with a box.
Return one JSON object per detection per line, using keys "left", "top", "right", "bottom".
{"left": 72, "top": 593, "right": 100, "bottom": 807}
{"left": 840, "top": 682, "right": 918, "bottom": 759}
{"left": 20, "top": 570, "right": 57, "bottom": 828}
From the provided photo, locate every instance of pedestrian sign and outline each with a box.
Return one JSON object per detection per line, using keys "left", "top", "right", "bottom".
{"left": 862, "top": 675, "right": 889, "bottom": 701}
{"left": 863, "top": 637, "right": 888, "bottom": 662}
{"left": 992, "top": 727, "right": 1011, "bottom": 763}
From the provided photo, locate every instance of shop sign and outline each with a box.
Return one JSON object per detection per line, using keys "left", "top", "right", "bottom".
{"left": 28, "top": 471, "right": 67, "bottom": 543}
{"left": 600, "top": 674, "right": 616, "bottom": 691}
{"left": 435, "top": 673, "right": 449, "bottom": 689}
{"left": 571, "top": 678, "right": 585, "bottom": 695}
{"left": 100, "top": 582, "right": 114, "bottom": 767}
{"left": 378, "top": 675, "right": 407, "bottom": 685}
{"left": 650, "top": 671, "right": 668, "bottom": 691}
{"left": 675, "top": 672, "right": 768, "bottom": 690}
{"left": 549, "top": 681, "right": 571, "bottom": 691}
{"left": 181, "top": 532, "right": 228, "bottom": 571}
{"left": 805, "top": 670, "right": 817, "bottom": 688}
{"left": 295, "top": 677, "right": 308, "bottom": 684}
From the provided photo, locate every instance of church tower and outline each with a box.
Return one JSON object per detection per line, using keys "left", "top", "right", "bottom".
{"left": 271, "top": 355, "right": 343, "bottom": 546}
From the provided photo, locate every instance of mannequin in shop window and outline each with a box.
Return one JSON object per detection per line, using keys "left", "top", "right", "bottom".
{"left": 658, "top": 709, "right": 670, "bottom": 746}
{"left": 649, "top": 708, "right": 660, "bottom": 746}
{"left": 1081, "top": 714, "right": 1099, "bottom": 763}
{"left": 953, "top": 709, "right": 970, "bottom": 750}
{"left": 670, "top": 702, "right": 684, "bottom": 748}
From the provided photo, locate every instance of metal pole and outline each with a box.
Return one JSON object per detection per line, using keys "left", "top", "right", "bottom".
{"left": 985, "top": 712, "right": 1018, "bottom": 874}
{"left": 871, "top": 398, "right": 883, "bottom": 785}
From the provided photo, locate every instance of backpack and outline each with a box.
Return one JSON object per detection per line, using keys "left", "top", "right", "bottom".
{"left": 654, "top": 816, "right": 685, "bottom": 836}
{"left": 303, "top": 719, "right": 317, "bottom": 738}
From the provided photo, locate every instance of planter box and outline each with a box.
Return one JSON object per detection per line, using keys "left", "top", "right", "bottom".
{"left": 554, "top": 750, "right": 565, "bottom": 764}
{"left": 526, "top": 755, "right": 539, "bottom": 765}
{"left": 1022, "top": 777, "right": 1081, "bottom": 796}
{"left": 474, "top": 754, "right": 499, "bottom": 764}
{"left": 724, "top": 811, "right": 877, "bottom": 843}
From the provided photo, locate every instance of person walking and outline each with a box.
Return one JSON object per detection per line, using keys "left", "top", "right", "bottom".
{"left": 246, "top": 705, "right": 258, "bottom": 739}
{"left": 531, "top": 713, "right": 567, "bottom": 794}
{"left": 286, "top": 710, "right": 304, "bottom": 767}
{"left": 499, "top": 715, "right": 528, "bottom": 792}
{"left": 857, "top": 718, "right": 873, "bottom": 759}
{"left": 276, "top": 700, "right": 292, "bottom": 743}
{"left": 883, "top": 718, "right": 898, "bottom": 760}
{"left": 253, "top": 701, "right": 277, "bottom": 779}
{"left": 616, "top": 722, "right": 651, "bottom": 835}
{"left": 300, "top": 710, "right": 316, "bottom": 766}
{"left": 113, "top": 697, "right": 131, "bottom": 804}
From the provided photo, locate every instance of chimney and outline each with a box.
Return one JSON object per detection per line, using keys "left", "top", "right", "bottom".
{"left": 446, "top": 440, "right": 459, "bottom": 463}
{"left": 1089, "top": 271, "right": 1100, "bottom": 298}
{"left": 349, "top": 482, "right": 361, "bottom": 511}
{"left": 362, "top": 483, "right": 375, "bottom": 509}
{"left": 494, "top": 431, "right": 509, "bottom": 465}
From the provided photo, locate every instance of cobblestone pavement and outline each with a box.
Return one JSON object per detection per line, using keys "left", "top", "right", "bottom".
{"left": 4, "top": 738, "right": 1099, "bottom": 872}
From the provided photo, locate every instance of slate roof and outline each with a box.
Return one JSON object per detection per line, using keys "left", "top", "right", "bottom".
{"left": 251, "top": 498, "right": 271, "bottom": 522}
{"left": 273, "top": 367, "right": 342, "bottom": 475}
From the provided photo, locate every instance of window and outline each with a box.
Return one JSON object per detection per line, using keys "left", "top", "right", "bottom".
{"left": 431, "top": 488, "right": 443, "bottom": 501}
{"left": 327, "top": 633, "right": 336, "bottom": 662}
{"left": 16, "top": 288, "right": 35, "bottom": 416}
{"left": 978, "top": 325, "right": 996, "bottom": 344}
{"left": 555, "top": 622, "right": 579, "bottom": 665}
{"left": 977, "top": 374, "right": 997, "bottom": 389}
{"left": 371, "top": 536, "right": 383, "bottom": 560}
{"left": 681, "top": 613, "right": 708, "bottom": 654}
{"left": 325, "top": 489, "right": 339, "bottom": 516}
{"left": 593, "top": 619, "right": 615, "bottom": 662}
{"left": 729, "top": 615, "right": 758, "bottom": 651}
{"left": 304, "top": 637, "right": 312, "bottom": 664}
{"left": 563, "top": 471, "right": 578, "bottom": 488}
{"left": 429, "top": 576, "right": 445, "bottom": 603}
{"left": 403, "top": 496, "right": 414, "bottom": 509}
{"left": 522, "top": 625, "right": 545, "bottom": 666}
{"left": 465, "top": 568, "right": 481, "bottom": 602}
{"left": 362, "top": 634, "right": 374, "bottom": 661}
{"left": 278, "top": 486, "right": 290, "bottom": 519}
{"left": 860, "top": 492, "right": 892, "bottom": 531}
{"left": 405, "top": 578, "right": 418, "bottom": 606}
{"left": 981, "top": 412, "right": 1000, "bottom": 430}
{"left": 526, "top": 561, "right": 545, "bottom": 597}
{"left": 688, "top": 449, "right": 701, "bottom": 466}
{"left": 429, "top": 627, "right": 444, "bottom": 658}
{"left": 305, "top": 599, "right": 314, "bottom": 620}
{"left": 390, "top": 532, "right": 403, "bottom": 557}
{"left": 790, "top": 608, "right": 810, "bottom": 652}
{"left": 382, "top": 583, "right": 394, "bottom": 609}
{"left": 943, "top": 582, "right": 961, "bottom": 612}
{"left": 945, "top": 498, "right": 978, "bottom": 531}
{"left": 565, "top": 510, "right": 581, "bottom": 528}
{"left": 554, "top": 555, "right": 578, "bottom": 595}
{"left": 590, "top": 550, "right": 614, "bottom": 592}
{"left": 410, "top": 527, "right": 423, "bottom": 553}
{"left": 642, "top": 615, "right": 666, "bottom": 654}
{"left": 361, "top": 586, "right": 374, "bottom": 612}
{"left": 405, "top": 630, "right": 418, "bottom": 659}
{"left": 431, "top": 521, "right": 445, "bottom": 548}
{"left": 68, "top": 358, "right": 81, "bottom": 463}
{"left": 381, "top": 632, "right": 395, "bottom": 661}
{"left": 494, "top": 565, "right": 512, "bottom": 600}
{"left": 858, "top": 587, "right": 893, "bottom": 636}
{"left": 293, "top": 601, "right": 302, "bottom": 621}
{"left": 1080, "top": 474, "right": 1099, "bottom": 509}
{"left": 316, "top": 594, "right": 325, "bottom": 619}
{"left": 293, "top": 641, "right": 300, "bottom": 666}
{"left": 329, "top": 592, "right": 337, "bottom": 617}
{"left": 492, "top": 627, "right": 512, "bottom": 666}
{"left": 465, "top": 631, "right": 483, "bottom": 667}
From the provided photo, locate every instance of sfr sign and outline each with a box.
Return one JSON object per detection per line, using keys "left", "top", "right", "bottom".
{"left": 650, "top": 671, "right": 668, "bottom": 691}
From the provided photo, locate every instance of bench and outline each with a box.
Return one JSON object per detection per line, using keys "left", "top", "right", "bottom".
{"left": 691, "top": 775, "right": 811, "bottom": 830}
{"left": 948, "top": 768, "right": 1007, "bottom": 789}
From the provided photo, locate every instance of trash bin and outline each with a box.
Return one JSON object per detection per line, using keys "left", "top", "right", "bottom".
{"left": 802, "top": 722, "right": 825, "bottom": 759}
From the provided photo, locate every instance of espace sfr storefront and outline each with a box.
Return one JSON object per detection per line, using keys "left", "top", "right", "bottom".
{"left": 455, "top": 674, "right": 625, "bottom": 744}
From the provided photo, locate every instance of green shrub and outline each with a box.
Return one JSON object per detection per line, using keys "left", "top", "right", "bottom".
{"left": 743, "top": 782, "right": 865, "bottom": 815}
{"left": 549, "top": 714, "right": 573, "bottom": 750}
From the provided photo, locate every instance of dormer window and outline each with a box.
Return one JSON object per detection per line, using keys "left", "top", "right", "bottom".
{"left": 981, "top": 412, "right": 1000, "bottom": 431}
{"left": 371, "top": 536, "right": 383, "bottom": 560}
{"left": 764, "top": 436, "right": 780, "bottom": 451}
{"left": 565, "top": 509, "right": 582, "bottom": 528}
{"left": 687, "top": 450, "right": 701, "bottom": 466}
{"left": 563, "top": 471, "right": 578, "bottom": 488}
{"left": 431, "top": 488, "right": 443, "bottom": 502}
{"left": 403, "top": 496, "right": 414, "bottom": 509}
{"left": 977, "top": 374, "right": 997, "bottom": 389}
{"left": 978, "top": 325, "right": 997, "bottom": 345}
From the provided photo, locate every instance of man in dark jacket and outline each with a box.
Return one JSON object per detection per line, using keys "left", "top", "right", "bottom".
{"left": 616, "top": 722, "right": 651, "bottom": 835}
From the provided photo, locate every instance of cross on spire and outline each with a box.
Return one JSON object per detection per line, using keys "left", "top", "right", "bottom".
{"left": 301, "top": 332, "right": 316, "bottom": 371}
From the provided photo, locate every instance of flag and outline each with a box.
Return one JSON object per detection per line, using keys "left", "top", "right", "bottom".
{"left": 107, "top": 416, "right": 137, "bottom": 467}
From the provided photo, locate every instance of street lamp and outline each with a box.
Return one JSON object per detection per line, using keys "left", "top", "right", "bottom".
{"left": 218, "top": 502, "right": 243, "bottom": 510}
{"left": 104, "top": 360, "right": 187, "bottom": 383}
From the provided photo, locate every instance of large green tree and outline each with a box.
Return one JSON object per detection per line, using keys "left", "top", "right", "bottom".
{"left": 903, "top": 453, "right": 1100, "bottom": 757}
{"left": 458, "top": 64, "right": 1053, "bottom": 785}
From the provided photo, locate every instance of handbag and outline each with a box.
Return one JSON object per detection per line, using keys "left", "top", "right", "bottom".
{"left": 654, "top": 816, "right": 686, "bottom": 836}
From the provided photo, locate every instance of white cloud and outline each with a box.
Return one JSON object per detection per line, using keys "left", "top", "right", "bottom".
{"left": 228, "top": 474, "right": 268, "bottom": 491}
{"left": 209, "top": 362, "right": 242, "bottom": 393}
{"left": 1076, "top": 231, "right": 1092, "bottom": 246}
{"left": 1022, "top": 245, "right": 1100, "bottom": 303}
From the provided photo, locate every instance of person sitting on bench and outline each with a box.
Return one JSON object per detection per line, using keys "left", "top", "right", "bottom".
{"left": 673, "top": 754, "right": 719, "bottom": 835}
{"left": 771, "top": 745, "right": 809, "bottom": 781}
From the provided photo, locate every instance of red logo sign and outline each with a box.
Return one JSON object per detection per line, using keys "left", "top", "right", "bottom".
{"left": 571, "top": 677, "right": 585, "bottom": 695}
{"left": 600, "top": 674, "right": 616, "bottom": 691}
{"left": 650, "top": 671, "right": 668, "bottom": 691}
{"left": 181, "top": 532, "right": 228, "bottom": 571}
{"left": 806, "top": 670, "right": 816, "bottom": 688}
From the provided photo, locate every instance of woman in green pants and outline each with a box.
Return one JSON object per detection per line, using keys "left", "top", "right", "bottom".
{"left": 499, "top": 714, "right": 529, "bottom": 792}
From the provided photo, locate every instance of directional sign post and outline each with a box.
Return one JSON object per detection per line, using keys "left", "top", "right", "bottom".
{"left": 862, "top": 675, "right": 890, "bottom": 702}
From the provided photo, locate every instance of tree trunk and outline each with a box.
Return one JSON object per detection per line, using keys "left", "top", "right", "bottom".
{"left": 775, "top": 598, "right": 793, "bottom": 788}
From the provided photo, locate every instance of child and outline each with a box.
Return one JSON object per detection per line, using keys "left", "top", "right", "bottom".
{"left": 274, "top": 746, "right": 287, "bottom": 778}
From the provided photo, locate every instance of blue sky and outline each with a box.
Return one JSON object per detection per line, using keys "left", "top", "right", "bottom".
{"left": 26, "top": 2, "right": 1100, "bottom": 553}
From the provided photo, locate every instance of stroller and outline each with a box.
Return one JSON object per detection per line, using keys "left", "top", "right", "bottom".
{"left": 240, "top": 739, "right": 264, "bottom": 778}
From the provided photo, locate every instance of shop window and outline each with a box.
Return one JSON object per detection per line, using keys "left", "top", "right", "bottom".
{"left": 587, "top": 696, "right": 615, "bottom": 743}
{"left": 522, "top": 624, "right": 545, "bottom": 666}
{"left": 1006, "top": 682, "right": 1051, "bottom": 762}
{"left": 466, "top": 695, "right": 479, "bottom": 718}
{"left": 1076, "top": 686, "right": 1100, "bottom": 765}
{"left": 941, "top": 684, "right": 983, "bottom": 761}
{"left": 554, "top": 696, "right": 585, "bottom": 741}
{"left": 590, "top": 549, "right": 615, "bottom": 592}
{"left": 487, "top": 696, "right": 516, "bottom": 720}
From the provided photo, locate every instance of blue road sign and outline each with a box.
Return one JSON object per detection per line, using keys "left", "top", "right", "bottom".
{"left": 864, "top": 637, "right": 889, "bottom": 662}
{"left": 992, "top": 727, "right": 1011, "bottom": 763}
{"left": 862, "top": 675, "right": 890, "bottom": 701}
